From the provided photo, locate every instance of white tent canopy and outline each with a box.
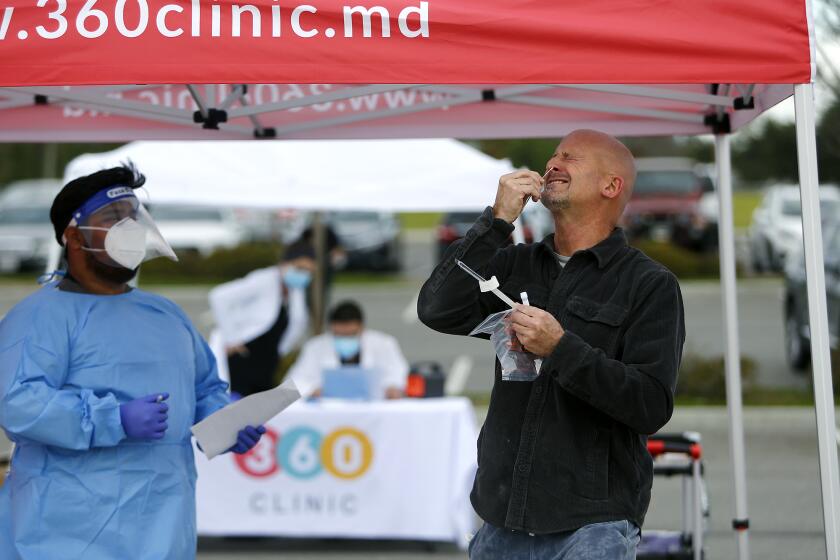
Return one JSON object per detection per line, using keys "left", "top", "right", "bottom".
{"left": 63, "top": 139, "right": 514, "bottom": 211}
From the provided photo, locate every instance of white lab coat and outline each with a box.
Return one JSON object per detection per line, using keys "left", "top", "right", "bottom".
{"left": 288, "top": 329, "right": 409, "bottom": 398}
{"left": 207, "top": 266, "right": 309, "bottom": 384}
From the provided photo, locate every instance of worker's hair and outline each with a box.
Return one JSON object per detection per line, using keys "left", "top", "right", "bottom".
{"left": 328, "top": 300, "right": 364, "bottom": 323}
{"left": 65, "top": 161, "right": 146, "bottom": 193}
{"left": 50, "top": 161, "right": 145, "bottom": 245}
{"left": 281, "top": 239, "right": 315, "bottom": 262}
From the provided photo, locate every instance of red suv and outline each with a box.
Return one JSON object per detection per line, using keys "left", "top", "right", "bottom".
{"left": 620, "top": 158, "right": 718, "bottom": 252}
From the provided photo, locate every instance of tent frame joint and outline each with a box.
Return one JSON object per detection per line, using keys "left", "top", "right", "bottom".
{"left": 193, "top": 108, "right": 228, "bottom": 130}
{"left": 481, "top": 89, "right": 496, "bottom": 102}
{"left": 33, "top": 94, "right": 48, "bottom": 106}
{"left": 704, "top": 112, "right": 731, "bottom": 134}
{"left": 732, "top": 518, "right": 750, "bottom": 530}
{"left": 253, "top": 127, "right": 277, "bottom": 139}
{"left": 733, "top": 96, "right": 755, "bottom": 110}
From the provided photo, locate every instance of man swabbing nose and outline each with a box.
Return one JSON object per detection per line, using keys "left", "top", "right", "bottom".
{"left": 419, "top": 130, "right": 685, "bottom": 560}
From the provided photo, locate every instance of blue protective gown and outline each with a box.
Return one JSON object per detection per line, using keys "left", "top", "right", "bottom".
{"left": 0, "top": 281, "right": 229, "bottom": 560}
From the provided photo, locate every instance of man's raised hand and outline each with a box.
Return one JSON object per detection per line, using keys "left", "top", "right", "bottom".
{"left": 492, "top": 170, "right": 544, "bottom": 223}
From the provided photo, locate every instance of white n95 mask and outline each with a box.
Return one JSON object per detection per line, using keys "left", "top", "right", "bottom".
{"left": 80, "top": 217, "right": 147, "bottom": 269}
{"left": 103, "top": 217, "right": 148, "bottom": 269}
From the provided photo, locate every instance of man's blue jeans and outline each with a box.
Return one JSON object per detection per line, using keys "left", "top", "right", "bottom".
{"left": 468, "top": 520, "right": 640, "bottom": 560}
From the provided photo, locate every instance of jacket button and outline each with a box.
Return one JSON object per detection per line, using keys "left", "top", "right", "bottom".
{"left": 518, "top": 463, "right": 529, "bottom": 473}
{"left": 535, "top": 385, "right": 543, "bottom": 395}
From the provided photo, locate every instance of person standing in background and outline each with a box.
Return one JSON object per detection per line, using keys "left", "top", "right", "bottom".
{"left": 209, "top": 240, "right": 315, "bottom": 397}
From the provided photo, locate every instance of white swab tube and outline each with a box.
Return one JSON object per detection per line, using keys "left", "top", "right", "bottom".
{"left": 456, "top": 259, "right": 518, "bottom": 308}
{"left": 478, "top": 275, "right": 517, "bottom": 308}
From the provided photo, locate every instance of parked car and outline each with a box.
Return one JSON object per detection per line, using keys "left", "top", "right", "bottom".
{"left": 0, "top": 179, "right": 62, "bottom": 273}
{"left": 782, "top": 216, "right": 840, "bottom": 370}
{"left": 436, "top": 210, "right": 536, "bottom": 262}
{"left": 620, "top": 158, "right": 718, "bottom": 251}
{"left": 749, "top": 184, "right": 840, "bottom": 273}
{"left": 148, "top": 204, "right": 246, "bottom": 256}
{"left": 230, "top": 207, "right": 315, "bottom": 244}
{"left": 329, "top": 211, "right": 401, "bottom": 271}
{"left": 436, "top": 211, "right": 482, "bottom": 262}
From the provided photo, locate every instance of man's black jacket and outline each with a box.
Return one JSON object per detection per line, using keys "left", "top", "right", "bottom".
{"left": 417, "top": 208, "right": 685, "bottom": 533}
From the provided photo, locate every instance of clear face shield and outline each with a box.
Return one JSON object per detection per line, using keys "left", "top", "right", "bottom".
{"left": 69, "top": 188, "right": 177, "bottom": 270}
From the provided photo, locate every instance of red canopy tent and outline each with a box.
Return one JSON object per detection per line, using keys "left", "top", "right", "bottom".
{"left": 0, "top": 0, "right": 815, "bottom": 141}
{"left": 0, "top": 1, "right": 836, "bottom": 558}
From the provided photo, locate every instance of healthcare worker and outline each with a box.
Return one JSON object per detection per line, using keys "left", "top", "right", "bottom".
{"left": 288, "top": 300, "right": 409, "bottom": 399}
{"left": 0, "top": 164, "right": 265, "bottom": 560}
{"left": 209, "top": 240, "right": 315, "bottom": 397}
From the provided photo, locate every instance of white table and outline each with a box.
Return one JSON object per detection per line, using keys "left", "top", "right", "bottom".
{"left": 195, "top": 397, "right": 478, "bottom": 548}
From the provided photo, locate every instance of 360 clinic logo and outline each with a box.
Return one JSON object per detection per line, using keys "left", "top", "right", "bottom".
{"left": 234, "top": 426, "right": 374, "bottom": 480}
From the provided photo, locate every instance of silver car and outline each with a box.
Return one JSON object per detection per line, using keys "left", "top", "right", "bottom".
{"left": 148, "top": 205, "right": 246, "bottom": 257}
{"left": 749, "top": 184, "right": 840, "bottom": 273}
{"left": 782, "top": 216, "right": 840, "bottom": 370}
{"left": 0, "top": 179, "right": 62, "bottom": 273}
{"left": 329, "top": 211, "right": 402, "bottom": 272}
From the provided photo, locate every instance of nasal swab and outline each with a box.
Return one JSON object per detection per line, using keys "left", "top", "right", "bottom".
{"left": 540, "top": 169, "right": 552, "bottom": 194}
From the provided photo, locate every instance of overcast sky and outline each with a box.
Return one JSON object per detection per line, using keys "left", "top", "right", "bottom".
{"left": 762, "top": 4, "right": 840, "bottom": 123}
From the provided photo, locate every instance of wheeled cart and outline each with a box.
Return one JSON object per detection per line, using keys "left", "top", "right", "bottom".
{"left": 638, "top": 432, "right": 708, "bottom": 560}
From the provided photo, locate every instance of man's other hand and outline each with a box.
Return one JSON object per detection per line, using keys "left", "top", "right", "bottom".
{"left": 509, "top": 304, "right": 565, "bottom": 357}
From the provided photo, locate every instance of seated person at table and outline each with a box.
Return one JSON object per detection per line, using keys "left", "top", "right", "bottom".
{"left": 288, "top": 300, "right": 408, "bottom": 399}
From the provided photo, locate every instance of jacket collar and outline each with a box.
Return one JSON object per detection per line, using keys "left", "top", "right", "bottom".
{"left": 539, "top": 227, "right": 627, "bottom": 269}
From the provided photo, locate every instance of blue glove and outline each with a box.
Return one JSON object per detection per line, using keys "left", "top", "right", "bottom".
{"left": 120, "top": 393, "right": 169, "bottom": 440}
{"left": 227, "top": 425, "right": 266, "bottom": 454}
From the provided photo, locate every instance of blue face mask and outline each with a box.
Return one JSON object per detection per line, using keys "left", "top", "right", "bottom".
{"left": 283, "top": 267, "right": 312, "bottom": 289}
{"left": 334, "top": 336, "right": 361, "bottom": 359}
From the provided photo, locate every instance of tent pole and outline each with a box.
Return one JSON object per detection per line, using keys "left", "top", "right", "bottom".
{"left": 714, "top": 133, "right": 750, "bottom": 560}
{"left": 794, "top": 82, "right": 840, "bottom": 560}
{"left": 311, "top": 212, "right": 326, "bottom": 335}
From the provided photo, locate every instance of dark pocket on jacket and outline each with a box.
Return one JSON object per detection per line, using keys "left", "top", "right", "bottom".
{"left": 565, "top": 296, "right": 628, "bottom": 354}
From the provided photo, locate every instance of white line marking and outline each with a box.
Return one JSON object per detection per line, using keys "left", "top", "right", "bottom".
{"left": 402, "top": 291, "right": 419, "bottom": 324}
{"left": 445, "top": 355, "right": 473, "bottom": 395}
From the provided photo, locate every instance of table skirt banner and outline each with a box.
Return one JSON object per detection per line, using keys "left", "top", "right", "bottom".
{"left": 195, "top": 397, "right": 478, "bottom": 548}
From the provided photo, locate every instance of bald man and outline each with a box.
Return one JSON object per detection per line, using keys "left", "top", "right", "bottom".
{"left": 418, "top": 130, "right": 685, "bottom": 559}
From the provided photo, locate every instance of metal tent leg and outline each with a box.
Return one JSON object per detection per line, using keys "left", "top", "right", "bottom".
{"left": 714, "top": 133, "right": 750, "bottom": 560}
{"left": 794, "top": 82, "right": 840, "bottom": 560}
